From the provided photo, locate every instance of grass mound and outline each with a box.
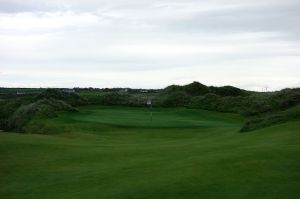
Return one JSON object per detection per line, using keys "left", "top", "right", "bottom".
{"left": 240, "top": 105, "right": 300, "bottom": 132}
{"left": 7, "top": 98, "right": 77, "bottom": 132}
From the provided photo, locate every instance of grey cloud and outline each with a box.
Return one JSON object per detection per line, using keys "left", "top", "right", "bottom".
{"left": 2, "top": 0, "right": 299, "bottom": 37}
{"left": 158, "top": 2, "right": 300, "bottom": 40}
{"left": 0, "top": 0, "right": 63, "bottom": 13}
{"left": 0, "top": 0, "right": 300, "bottom": 89}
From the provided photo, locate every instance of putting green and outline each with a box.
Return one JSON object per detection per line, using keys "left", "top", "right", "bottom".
{"left": 55, "top": 106, "right": 243, "bottom": 128}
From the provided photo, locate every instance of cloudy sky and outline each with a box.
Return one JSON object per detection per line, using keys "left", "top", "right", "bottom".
{"left": 0, "top": 0, "right": 300, "bottom": 90}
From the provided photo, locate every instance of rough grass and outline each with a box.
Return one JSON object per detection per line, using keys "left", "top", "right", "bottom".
{"left": 0, "top": 106, "right": 299, "bottom": 199}
{"left": 240, "top": 104, "right": 300, "bottom": 132}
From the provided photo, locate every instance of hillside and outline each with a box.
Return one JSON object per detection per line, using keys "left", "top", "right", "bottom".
{"left": 0, "top": 83, "right": 300, "bottom": 132}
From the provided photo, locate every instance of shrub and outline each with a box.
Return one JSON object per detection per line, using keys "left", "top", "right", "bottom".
{"left": 210, "top": 86, "right": 247, "bottom": 96}
{"left": 240, "top": 104, "right": 300, "bottom": 132}
{"left": 101, "top": 92, "right": 131, "bottom": 105}
{"left": 7, "top": 98, "right": 77, "bottom": 132}
{"left": 183, "top": 82, "right": 210, "bottom": 96}
{"left": 36, "top": 88, "right": 86, "bottom": 106}
{"left": 159, "top": 91, "right": 191, "bottom": 107}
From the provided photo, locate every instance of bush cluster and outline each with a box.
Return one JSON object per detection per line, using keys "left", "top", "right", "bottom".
{"left": 7, "top": 98, "right": 77, "bottom": 132}
{"left": 36, "top": 88, "right": 86, "bottom": 106}
{"left": 240, "top": 104, "right": 300, "bottom": 132}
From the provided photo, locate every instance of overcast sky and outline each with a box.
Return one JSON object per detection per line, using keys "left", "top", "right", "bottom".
{"left": 0, "top": 0, "right": 300, "bottom": 90}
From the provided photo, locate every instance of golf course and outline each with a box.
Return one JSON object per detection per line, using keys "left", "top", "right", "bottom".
{"left": 1, "top": 106, "right": 299, "bottom": 199}
{"left": 1, "top": 0, "right": 300, "bottom": 198}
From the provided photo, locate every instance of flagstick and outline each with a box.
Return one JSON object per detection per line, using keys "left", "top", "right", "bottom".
{"left": 147, "top": 98, "right": 152, "bottom": 122}
{"left": 150, "top": 103, "right": 153, "bottom": 122}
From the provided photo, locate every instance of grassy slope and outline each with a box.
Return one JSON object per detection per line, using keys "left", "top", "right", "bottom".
{"left": 0, "top": 106, "right": 299, "bottom": 199}
{"left": 241, "top": 104, "right": 300, "bottom": 132}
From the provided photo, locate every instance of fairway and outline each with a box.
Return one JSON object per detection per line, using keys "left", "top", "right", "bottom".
{"left": 1, "top": 106, "right": 300, "bottom": 199}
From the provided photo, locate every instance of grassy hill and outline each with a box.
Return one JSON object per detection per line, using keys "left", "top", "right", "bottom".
{"left": 1, "top": 83, "right": 299, "bottom": 132}
{"left": 1, "top": 106, "right": 299, "bottom": 199}
{"left": 240, "top": 104, "right": 300, "bottom": 132}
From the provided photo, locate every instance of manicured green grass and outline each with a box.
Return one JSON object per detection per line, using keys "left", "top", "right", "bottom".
{"left": 0, "top": 106, "right": 299, "bottom": 199}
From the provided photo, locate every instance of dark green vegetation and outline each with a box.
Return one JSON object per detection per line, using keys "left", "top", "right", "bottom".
{"left": 1, "top": 82, "right": 299, "bottom": 132}
{"left": 1, "top": 106, "right": 300, "bottom": 199}
{"left": 240, "top": 104, "right": 300, "bottom": 132}
{"left": 7, "top": 98, "right": 78, "bottom": 132}
{"left": 0, "top": 88, "right": 81, "bottom": 132}
{"left": 1, "top": 82, "right": 300, "bottom": 198}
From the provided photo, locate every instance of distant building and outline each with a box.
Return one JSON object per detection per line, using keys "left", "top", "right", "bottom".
{"left": 16, "top": 91, "right": 25, "bottom": 95}
{"left": 62, "top": 89, "right": 76, "bottom": 93}
{"left": 119, "top": 88, "right": 128, "bottom": 93}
